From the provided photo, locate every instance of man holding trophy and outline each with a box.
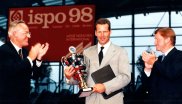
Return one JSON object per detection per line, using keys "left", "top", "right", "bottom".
{"left": 64, "top": 18, "right": 131, "bottom": 104}
{"left": 62, "top": 46, "right": 93, "bottom": 97}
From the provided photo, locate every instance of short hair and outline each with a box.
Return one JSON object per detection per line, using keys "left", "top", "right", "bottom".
{"left": 8, "top": 20, "right": 25, "bottom": 37}
{"left": 154, "top": 27, "right": 176, "bottom": 45}
{"left": 95, "top": 18, "right": 111, "bottom": 30}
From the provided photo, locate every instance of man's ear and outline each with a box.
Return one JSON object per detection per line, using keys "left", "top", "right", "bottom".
{"left": 8, "top": 31, "right": 14, "bottom": 38}
{"left": 95, "top": 31, "right": 97, "bottom": 37}
{"left": 165, "top": 37, "right": 170, "bottom": 44}
{"left": 13, "top": 31, "right": 18, "bottom": 37}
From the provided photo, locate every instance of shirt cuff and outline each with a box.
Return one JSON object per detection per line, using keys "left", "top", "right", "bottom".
{"left": 27, "top": 56, "right": 33, "bottom": 67}
{"left": 144, "top": 69, "right": 151, "bottom": 77}
{"left": 65, "top": 78, "right": 70, "bottom": 83}
{"left": 36, "top": 60, "right": 42, "bottom": 67}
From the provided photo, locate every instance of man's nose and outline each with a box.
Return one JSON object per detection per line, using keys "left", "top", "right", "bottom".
{"left": 27, "top": 32, "right": 31, "bottom": 38}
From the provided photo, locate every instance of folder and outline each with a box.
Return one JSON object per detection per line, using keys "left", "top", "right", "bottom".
{"left": 91, "top": 65, "right": 122, "bottom": 99}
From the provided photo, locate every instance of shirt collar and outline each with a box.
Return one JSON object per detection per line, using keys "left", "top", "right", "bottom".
{"left": 10, "top": 40, "right": 21, "bottom": 53}
{"left": 164, "top": 46, "right": 174, "bottom": 56}
{"left": 97, "top": 41, "right": 111, "bottom": 54}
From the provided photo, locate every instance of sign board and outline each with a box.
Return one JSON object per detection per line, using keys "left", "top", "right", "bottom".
{"left": 9, "top": 5, "right": 95, "bottom": 61}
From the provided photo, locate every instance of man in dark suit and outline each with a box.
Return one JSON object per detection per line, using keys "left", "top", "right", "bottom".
{"left": 142, "top": 27, "right": 182, "bottom": 104}
{"left": 0, "top": 20, "right": 49, "bottom": 104}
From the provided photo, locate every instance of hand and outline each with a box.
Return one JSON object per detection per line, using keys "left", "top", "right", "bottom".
{"left": 144, "top": 62, "right": 153, "bottom": 72}
{"left": 37, "top": 43, "right": 49, "bottom": 60}
{"left": 93, "top": 83, "right": 106, "bottom": 93}
{"left": 64, "top": 65, "right": 75, "bottom": 80}
{"left": 28, "top": 43, "right": 41, "bottom": 61}
{"left": 142, "top": 51, "right": 156, "bottom": 65}
{"left": 144, "top": 62, "right": 153, "bottom": 69}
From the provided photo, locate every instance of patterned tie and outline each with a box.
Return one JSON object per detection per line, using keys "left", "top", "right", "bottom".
{"left": 99, "top": 47, "right": 104, "bottom": 65}
{"left": 18, "top": 49, "right": 23, "bottom": 59}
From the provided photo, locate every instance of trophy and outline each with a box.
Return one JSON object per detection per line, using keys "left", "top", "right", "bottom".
{"left": 61, "top": 46, "right": 93, "bottom": 97}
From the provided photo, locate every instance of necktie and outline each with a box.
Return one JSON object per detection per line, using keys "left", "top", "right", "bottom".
{"left": 18, "top": 49, "right": 23, "bottom": 59}
{"left": 161, "top": 54, "right": 165, "bottom": 62}
{"left": 99, "top": 47, "right": 104, "bottom": 65}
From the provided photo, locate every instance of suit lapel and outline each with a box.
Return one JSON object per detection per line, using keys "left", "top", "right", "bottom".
{"left": 100, "top": 43, "right": 116, "bottom": 67}
{"left": 22, "top": 48, "right": 28, "bottom": 59}
{"left": 7, "top": 42, "right": 23, "bottom": 60}
{"left": 162, "top": 47, "right": 177, "bottom": 62}
{"left": 94, "top": 45, "right": 100, "bottom": 67}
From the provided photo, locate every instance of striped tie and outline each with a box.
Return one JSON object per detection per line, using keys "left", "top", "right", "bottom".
{"left": 18, "top": 49, "right": 23, "bottom": 59}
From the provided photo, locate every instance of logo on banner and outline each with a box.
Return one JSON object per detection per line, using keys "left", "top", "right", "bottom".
{"left": 9, "top": 10, "right": 24, "bottom": 22}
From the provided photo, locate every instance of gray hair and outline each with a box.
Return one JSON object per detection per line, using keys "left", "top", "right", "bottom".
{"left": 8, "top": 20, "right": 25, "bottom": 37}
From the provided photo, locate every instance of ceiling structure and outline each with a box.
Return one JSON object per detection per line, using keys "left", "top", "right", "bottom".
{"left": 0, "top": 0, "right": 64, "bottom": 17}
{"left": 75, "top": 0, "right": 182, "bottom": 18}
{"left": 1, "top": 0, "right": 182, "bottom": 18}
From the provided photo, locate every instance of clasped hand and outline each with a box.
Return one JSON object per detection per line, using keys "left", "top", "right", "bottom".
{"left": 142, "top": 51, "right": 156, "bottom": 69}
{"left": 28, "top": 42, "right": 49, "bottom": 61}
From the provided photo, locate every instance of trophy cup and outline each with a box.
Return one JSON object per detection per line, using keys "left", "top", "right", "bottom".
{"left": 61, "top": 46, "right": 93, "bottom": 97}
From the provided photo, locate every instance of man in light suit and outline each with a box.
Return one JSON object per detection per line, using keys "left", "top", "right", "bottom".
{"left": 64, "top": 18, "right": 131, "bottom": 104}
{"left": 0, "top": 20, "right": 49, "bottom": 104}
{"left": 142, "top": 27, "right": 182, "bottom": 104}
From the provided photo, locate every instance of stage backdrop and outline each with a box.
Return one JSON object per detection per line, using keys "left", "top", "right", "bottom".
{"left": 8, "top": 5, "right": 95, "bottom": 61}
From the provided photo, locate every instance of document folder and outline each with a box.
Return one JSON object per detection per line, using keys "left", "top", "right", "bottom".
{"left": 91, "top": 65, "right": 122, "bottom": 99}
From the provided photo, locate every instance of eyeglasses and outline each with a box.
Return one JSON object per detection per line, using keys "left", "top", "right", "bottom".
{"left": 25, "top": 32, "right": 31, "bottom": 36}
{"left": 16, "top": 31, "right": 31, "bottom": 36}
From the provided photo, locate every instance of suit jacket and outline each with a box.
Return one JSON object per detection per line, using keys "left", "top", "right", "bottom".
{"left": 144, "top": 47, "right": 182, "bottom": 104}
{"left": 83, "top": 43, "right": 131, "bottom": 104}
{"left": 0, "top": 42, "right": 34, "bottom": 104}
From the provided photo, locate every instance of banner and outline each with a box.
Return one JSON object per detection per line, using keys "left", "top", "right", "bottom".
{"left": 8, "top": 5, "right": 95, "bottom": 61}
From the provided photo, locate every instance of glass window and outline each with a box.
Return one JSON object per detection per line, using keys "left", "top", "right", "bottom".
{"left": 175, "top": 36, "right": 182, "bottom": 45}
{"left": 135, "top": 29, "right": 156, "bottom": 36}
{"left": 111, "top": 30, "right": 131, "bottom": 37}
{"left": 171, "top": 11, "right": 182, "bottom": 26}
{"left": 123, "top": 47, "right": 132, "bottom": 63}
{"left": 176, "top": 46, "right": 182, "bottom": 50}
{"left": 173, "top": 28, "right": 182, "bottom": 35}
{"left": 135, "top": 37, "right": 154, "bottom": 46}
{"left": 135, "top": 12, "right": 169, "bottom": 27}
{"left": 0, "top": 16, "right": 7, "bottom": 29}
{"left": 110, "top": 37, "right": 131, "bottom": 46}
{"left": 108, "top": 16, "right": 132, "bottom": 28}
